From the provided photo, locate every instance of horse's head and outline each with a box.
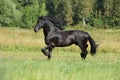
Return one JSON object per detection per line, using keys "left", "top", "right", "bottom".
{"left": 34, "top": 16, "right": 46, "bottom": 32}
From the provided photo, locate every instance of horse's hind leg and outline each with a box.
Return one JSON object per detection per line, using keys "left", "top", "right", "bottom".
{"left": 78, "top": 43, "right": 88, "bottom": 60}
{"left": 81, "top": 49, "right": 88, "bottom": 60}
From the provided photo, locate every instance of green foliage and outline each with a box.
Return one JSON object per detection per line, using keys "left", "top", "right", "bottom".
{"left": 0, "top": 0, "right": 21, "bottom": 27}
{"left": 94, "top": 18, "right": 103, "bottom": 28}
{"left": 46, "top": 0, "right": 73, "bottom": 25}
{"left": 93, "top": 0, "right": 120, "bottom": 28}
{"left": 0, "top": 0, "right": 47, "bottom": 28}
{"left": 13, "top": 0, "right": 47, "bottom": 28}
{"left": 71, "top": 0, "right": 83, "bottom": 24}
{"left": 0, "top": 0, "right": 120, "bottom": 28}
{"left": 63, "top": 0, "right": 73, "bottom": 25}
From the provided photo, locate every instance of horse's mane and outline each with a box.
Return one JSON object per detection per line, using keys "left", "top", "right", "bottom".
{"left": 42, "top": 15, "right": 66, "bottom": 30}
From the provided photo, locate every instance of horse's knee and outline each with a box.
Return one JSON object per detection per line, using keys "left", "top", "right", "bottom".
{"left": 41, "top": 48, "right": 47, "bottom": 56}
{"left": 41, "top": 48, "right": 45, "bottom": 53}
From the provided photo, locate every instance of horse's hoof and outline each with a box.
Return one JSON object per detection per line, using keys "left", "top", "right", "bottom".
{"left": 82, "top": 57, "right": 85, "bottom": 60}
{"left": 47, "top": 55, "right": 51, "bottom": 60}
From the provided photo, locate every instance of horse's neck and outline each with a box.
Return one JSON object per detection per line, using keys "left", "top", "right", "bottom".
{"left": 43, "top": 22, "right": 56, "bottom": 37}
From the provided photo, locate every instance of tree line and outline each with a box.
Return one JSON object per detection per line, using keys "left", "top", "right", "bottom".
{"left": 0, "top": 0, "right": 120, "bottom": 29}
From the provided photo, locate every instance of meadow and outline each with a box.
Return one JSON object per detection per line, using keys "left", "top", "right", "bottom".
{"left": 0, "top": 27, "right": 120, "bottom": 80}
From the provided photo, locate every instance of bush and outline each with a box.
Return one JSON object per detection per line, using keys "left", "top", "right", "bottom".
{"left": 94, "top": 18, "right": 103, "bottom": 28}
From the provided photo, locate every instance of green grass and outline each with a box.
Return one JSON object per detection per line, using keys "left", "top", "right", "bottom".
{"left": 0, "top": 27, "right": 120, "bottom": 80}
{"left": 0, "top": 57, "right": 120, "bottom": 80}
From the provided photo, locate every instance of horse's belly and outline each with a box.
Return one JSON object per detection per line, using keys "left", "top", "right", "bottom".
{"left": 47, "top": 35, "right": 75, "bottom": 47}
{"left": 56, "top": 39, "right": 74, "bottom": 47}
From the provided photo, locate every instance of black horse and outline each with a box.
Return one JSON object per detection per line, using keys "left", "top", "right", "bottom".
{"left": 34, "top": 16, "right": 97, "bottom": 60}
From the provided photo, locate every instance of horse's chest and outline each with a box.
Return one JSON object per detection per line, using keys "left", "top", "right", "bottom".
{"left": 45, "top": 35, "right": 58, "bottom": 45}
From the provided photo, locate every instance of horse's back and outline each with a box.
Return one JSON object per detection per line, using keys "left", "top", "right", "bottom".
{"left": 57, "top": 30, "right": 89, "bottom": 39}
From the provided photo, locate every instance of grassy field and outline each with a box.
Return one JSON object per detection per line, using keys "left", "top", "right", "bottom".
{"left": 0, "top": 27, "right": 120, "bottom": 80}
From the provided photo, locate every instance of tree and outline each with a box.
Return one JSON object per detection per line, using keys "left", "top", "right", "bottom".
{"left": 103, "top": 0, "right": 120, "bottom": 28}
{"left": 110, "top": 0, "right": 120, "bottom": 26}
{"left": 46, "top": 0, "right": 73, "bottom": 25}
{"left": 0, "top": 0, "right": 21, "bottom": 26}
{"left": 81, "top": 0, "right": 95, "bottom": 26}
{"left": 93, "top": 0, "right": 105, "bottom": 17}
{"left": 63, "top": 0, "right": 73, "bottom": 25}
{"left": 112, "top": 0, "right": 120, "bottom": 17}
{"left": 0, "top": 0, "right": 120, "bottom": 28}
{"left": 71, "top": 0, "right": 83, "bottom": 25}
{"left": 13, "top": 0, "right": 47, "bottom": 28}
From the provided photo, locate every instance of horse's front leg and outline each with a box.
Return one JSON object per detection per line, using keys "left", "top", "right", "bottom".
{"left": 41, "top": 46, "right": 49, "bottom": 56}
{"left": 41, "top": 45, "right": 53, "bottom": 59}
{"left": 47, "top": 48, "right": 52, "bottom": 59}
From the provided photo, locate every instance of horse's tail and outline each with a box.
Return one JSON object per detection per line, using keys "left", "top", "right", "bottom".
{"left": 88, "top": 34, "right": 96, "bottom": 55}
